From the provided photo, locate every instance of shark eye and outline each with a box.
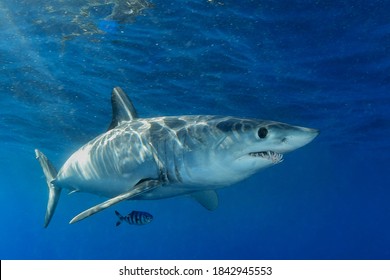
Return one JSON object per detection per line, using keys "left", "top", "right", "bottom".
{"left": 257, "top": 127, "right": 268, "bottom": 139}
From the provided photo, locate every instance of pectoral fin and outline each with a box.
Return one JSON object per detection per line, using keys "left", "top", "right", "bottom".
{"left": 191, "top": 190, "right": 219, "bottom": 211}
{"left": 69, "top": 180, "right": 160, "bottom": 224}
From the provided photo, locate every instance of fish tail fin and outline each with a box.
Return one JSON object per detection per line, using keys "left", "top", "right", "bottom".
{"left": 35, "top": 149, "right": 62, "bottom": 228}
{"left": 115, "top": 210, "right": 123, "bottom": 226}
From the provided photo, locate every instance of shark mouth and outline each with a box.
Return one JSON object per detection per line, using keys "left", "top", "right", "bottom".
{"left": 249, "top": 151, "right": 283, "bottom": 163}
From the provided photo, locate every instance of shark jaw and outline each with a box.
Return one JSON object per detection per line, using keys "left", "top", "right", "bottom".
{"left": 248, "top": 151, "right": 284, "bottom": 164}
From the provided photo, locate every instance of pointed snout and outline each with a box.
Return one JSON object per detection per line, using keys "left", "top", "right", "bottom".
{"left": 298, "top": 126, "right": 320, "bottom": 142}
{"left": 285, "top": 126, "right": 319, "bottom": 152}
{"left": 270, "top": 124, "right": 319, "bottom": 153}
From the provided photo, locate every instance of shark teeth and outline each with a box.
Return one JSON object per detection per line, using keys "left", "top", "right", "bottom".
{"left": 249, "top": 151, "right": 283, "bottom": 163}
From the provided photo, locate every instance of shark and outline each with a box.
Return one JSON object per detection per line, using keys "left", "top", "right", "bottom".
{"left": 35, "top": 87, "right": 319, "bottom": 227}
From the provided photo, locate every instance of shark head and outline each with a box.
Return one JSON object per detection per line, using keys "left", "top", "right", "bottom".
{"left": 223, "top": 120, "right": 319, "bottom": 170}
{"left": 178, "top": 117, "right": 319, "bottom": 187}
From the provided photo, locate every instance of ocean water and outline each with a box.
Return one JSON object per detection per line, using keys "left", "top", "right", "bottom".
{"left": 0, "top": 0, "right": 389, "bottom": 260}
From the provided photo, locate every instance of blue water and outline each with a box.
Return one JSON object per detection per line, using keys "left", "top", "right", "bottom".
{"left": 1, "top": 0, "right": 389, "bottom": 260}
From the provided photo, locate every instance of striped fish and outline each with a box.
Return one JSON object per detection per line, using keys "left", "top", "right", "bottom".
{"left": 115, "top": 210, "right": 153, "bottom": 226}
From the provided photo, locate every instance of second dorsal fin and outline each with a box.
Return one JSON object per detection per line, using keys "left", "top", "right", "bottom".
{"left": 108, "top": 87, "right": 138, "bottom": 130}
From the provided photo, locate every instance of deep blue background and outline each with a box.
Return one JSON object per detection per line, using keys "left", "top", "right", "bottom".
{"left": 0, "top": 0, "right": 389, "bottom": 259}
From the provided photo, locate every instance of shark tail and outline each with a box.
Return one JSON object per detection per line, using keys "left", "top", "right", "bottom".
{"left": 115, "top": 210, "right": 123, "bottom": 226}
{"left": 35, "top": 149, "right": 62, "bottom": 228}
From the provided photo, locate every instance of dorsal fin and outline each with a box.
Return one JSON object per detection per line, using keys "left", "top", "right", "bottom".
{"left": 108, "top": 87, "right": 138, "bottom": 130}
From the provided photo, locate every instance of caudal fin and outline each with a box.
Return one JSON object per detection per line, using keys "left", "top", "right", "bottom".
{"left": 35, "top": 149, "right": 62, "bottom": 228}
{"left": 115, "top": 210, "right": 123, "bottom": 226}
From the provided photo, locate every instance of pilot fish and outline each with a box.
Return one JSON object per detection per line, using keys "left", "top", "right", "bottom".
{"left": 115, "top": 210, "right": 153, "bottom": 226}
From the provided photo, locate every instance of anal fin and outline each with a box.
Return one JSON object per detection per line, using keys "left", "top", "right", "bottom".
{"left": 69, "top": 180, "right": 160, "bottom": 224}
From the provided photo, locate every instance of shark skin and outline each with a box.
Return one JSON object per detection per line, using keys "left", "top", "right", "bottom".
{"left": 35, "top": 87, "right": 319, "bottom": 227}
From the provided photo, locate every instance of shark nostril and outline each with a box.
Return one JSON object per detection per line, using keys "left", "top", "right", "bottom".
{"left": 282, "top": 137, "right": 288, "bottom": 143}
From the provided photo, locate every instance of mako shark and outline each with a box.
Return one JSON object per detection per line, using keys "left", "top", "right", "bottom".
{"left": 35, "top": 87, "right": 319, "bottom": 227}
